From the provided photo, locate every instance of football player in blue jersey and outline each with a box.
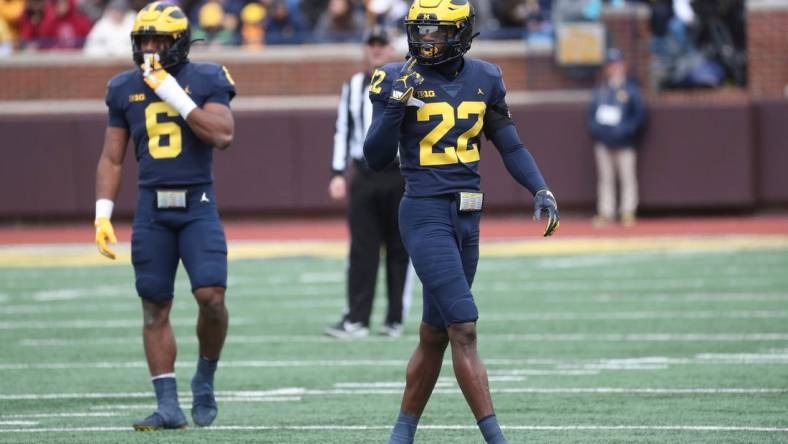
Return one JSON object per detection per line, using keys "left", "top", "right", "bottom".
{"left": 94, "top": 1, "right": 235, "bottom": 431}
{"left": 364, "top": 1, "right": 559, "bottom": 443}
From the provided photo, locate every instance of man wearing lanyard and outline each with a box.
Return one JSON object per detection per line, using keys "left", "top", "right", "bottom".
{"left": 588, "top": 48, "right": 647, "bottom": 227}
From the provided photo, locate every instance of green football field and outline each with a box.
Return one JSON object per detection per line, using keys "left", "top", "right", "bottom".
{"left": 1, "top": 240, "right": 787, "bottom": 443}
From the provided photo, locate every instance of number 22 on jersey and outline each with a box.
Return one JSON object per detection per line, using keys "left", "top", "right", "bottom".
{"left": 145, "top": 102, "right": 183, "bottom": 159}
{"left": 418, "top": 101, "right": 486, "bottom": 167}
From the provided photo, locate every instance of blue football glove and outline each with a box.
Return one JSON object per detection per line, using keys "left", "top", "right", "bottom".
{"left": 390, "top": 57, "right": 424, "bottom": 104}
{"left": 534, "top": 189, "right": 560, "bottom": 237}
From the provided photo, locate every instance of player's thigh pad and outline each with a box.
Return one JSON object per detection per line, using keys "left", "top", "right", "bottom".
{"left": 399, "top": 197, "right": 479, "bottom": 326}
{"left": 179, "top": 215, "right": 228, "bottom": 291}
{"left": 131, "top": 221, "right": 179, "bottom": 301}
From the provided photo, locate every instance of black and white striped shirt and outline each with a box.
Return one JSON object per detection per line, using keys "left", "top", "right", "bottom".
{"left": 331, "top": 71, "right": 374, "bottom": 175}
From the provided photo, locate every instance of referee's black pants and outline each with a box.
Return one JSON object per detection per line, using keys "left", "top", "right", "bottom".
{"left": 345, "top": 161, "right": 408, "bottom": 326}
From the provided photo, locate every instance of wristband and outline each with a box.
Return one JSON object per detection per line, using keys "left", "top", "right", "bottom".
{"left": 155, "top": 75, "right": 198, "bottom": 119}
{"left": 95, "top": 199, "right": 114, "bottom": 220}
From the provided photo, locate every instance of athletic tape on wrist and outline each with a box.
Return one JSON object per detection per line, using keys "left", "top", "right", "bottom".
{"left": 95, "top": 199, "right": 114, "bottom": 220}
{"left": 157, "top": 75, "right": 197, "bottom": 119}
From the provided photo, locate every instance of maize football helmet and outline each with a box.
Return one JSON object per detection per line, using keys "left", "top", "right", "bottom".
{"left": 405, "top": 0, "right": 476, "bottom": 66}
{"left": 131, "top": 1, "right": 191, "bottom": 69}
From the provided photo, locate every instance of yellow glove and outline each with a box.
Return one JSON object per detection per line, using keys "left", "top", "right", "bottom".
{"left": 140, "top": 53, "right": 197, "bottom": 118}
{"left": 140, "top": 53, "right": 169, "bottom": 91}
{"left": 95, "top": 217, "right": 117, "bottom": 260}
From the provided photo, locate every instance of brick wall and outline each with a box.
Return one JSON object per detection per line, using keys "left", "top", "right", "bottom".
{"left": 747, "top": 2, "right": 788, "bottom": 96}
{"left": 0, "top": 3, "right": 785, "bottom": 101}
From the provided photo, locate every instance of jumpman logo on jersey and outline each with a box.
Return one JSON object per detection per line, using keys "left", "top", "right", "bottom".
{"left": 200, "top": 192, "right": 210, "bottom": 203}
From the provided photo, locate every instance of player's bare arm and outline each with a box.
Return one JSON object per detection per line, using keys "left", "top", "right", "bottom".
{"left": 95, "top": 126, "right": 129, "bottom": 202}
{"left": 94, "top": 126, "right": 129, "bottom": 260}
{"left": 185, "top": 102, "right": 234, "bottom": 150}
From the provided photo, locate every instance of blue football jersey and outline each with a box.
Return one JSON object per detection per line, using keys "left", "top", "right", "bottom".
{"left": 105, "top": 62, "right": 236, "bottom": 188}
{"left": 369, "top": 57, "right": 507, "bottom": 197}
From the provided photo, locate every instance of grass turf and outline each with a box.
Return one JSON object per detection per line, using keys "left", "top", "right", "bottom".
{"left": 0, "top": 245, "right": 786, "bottom": 443}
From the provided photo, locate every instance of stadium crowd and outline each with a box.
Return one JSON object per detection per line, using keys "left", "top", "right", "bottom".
{"left": 0, "top": 0, "right": 640, "bottom": 54}
{"left": 0, "top": 0, "right": 745, "bottom": 89}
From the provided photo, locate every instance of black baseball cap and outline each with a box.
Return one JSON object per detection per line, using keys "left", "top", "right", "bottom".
{"left": 364, "top": 26, "right": 390, "bottom": 45}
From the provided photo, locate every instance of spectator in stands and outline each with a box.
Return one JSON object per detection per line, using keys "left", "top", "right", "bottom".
{"left": 265, "top": 0, "right": 306, "bottom": 44}
{"left": 488, "top": 0, "right": 552, "bottom": 41}
{"left": 80, "top": 0, "right": 109, "bottom": 22}
{"left": 83, "top": 0, "right": 135, "bottom": 56}
{"left": 240, "top": 1, "right": 266, "bottom": 48}
{"left": 0, "top": 0, "right": 25, "bottom": 48}
{"left": 314, "top": 0, "right": 364, "bottom": 42}
{"left": 0, "top": 14, "right": 11, "bottom": 55}
{"left": 368, "top": 0, "right": 409, "bottom": 26}
{"left": 129, "top": 0, "right": 150, "bottom": 12}
{"left": 365, "top": 0, "right": 407, "bottom": 49}
{"left": 193, "top": 0, "right": 240, "bottom": 47}
{"left": 18, "top": 0, "right": 48, "bottom": 49}
{"left": 587, "top": 48, "right": 646, "bottom": 227}
{"left": 37, "top": 0, "right": 93, "bottom": 49}
{"left": 299, "top": 0, "right": 329, "bottom": 30}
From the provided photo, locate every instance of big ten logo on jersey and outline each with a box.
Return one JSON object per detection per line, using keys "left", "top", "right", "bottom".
{"left": 416, "top": 90, "right": 436, "bottom": 99}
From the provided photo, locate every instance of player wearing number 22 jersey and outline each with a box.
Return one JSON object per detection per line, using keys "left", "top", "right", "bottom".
{"left": 95, "top": 1, "right": 235, "bottom": 432}
{"left": 364, "top": 1, "right": 559, "bottom": 443}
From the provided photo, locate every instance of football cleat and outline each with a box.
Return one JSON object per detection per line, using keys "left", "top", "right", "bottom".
{"left": 324, "top": 320, "right": 369, "bottom": 338}
{"left": 379, "top": 322, "right": 404, "bottom": 338}
{"left": 132, "top": 410, "right": 188, "bottom": 432}
{"left": 191, "top": 392, "right": 218, "bottom": 427}
{"left": 592, "top": 214, "right": 613, "bottom": 228}
{"left": 621, "top": 212, "right": 637, "bottom": 227}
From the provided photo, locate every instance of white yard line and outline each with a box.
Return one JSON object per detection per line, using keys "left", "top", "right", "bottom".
{"left": 4, "top": 311, "right": 788, "bottom": 331}
{"left": 0, "top": 318, "right": 252, "bottom": 330}
{"left": 3, "top": 351, "right": 788, "bottom": 371}
{"left": 1, "top": 387, "right": 785, "bottom": 402}
{"left": 16, "top": 333, "right": 788, "bottom": 348}
{"left": 482, "top": 310, "right": 788, "bottom": 321}
{"left": 0, "top": 424, "right": 786, "bottom": 433}
{"left": 82, "top": 398, "right": 300, "bottom": 410}
{"left": 1, "top": 413, "right": 121, "bottom": 419}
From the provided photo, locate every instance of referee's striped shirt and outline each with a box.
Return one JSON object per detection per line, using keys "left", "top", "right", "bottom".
{"left": 331, "top": 71, "right": 374, "bottom": 175}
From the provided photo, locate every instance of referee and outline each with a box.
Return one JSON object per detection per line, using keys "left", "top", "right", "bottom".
{"left": 325, "top": 26, "right": 413, "bottom": 338}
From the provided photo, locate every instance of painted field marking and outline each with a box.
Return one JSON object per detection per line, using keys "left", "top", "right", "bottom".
{"left": 1, "top": 412, "right": 121, "bottom": 419}
{"left": 2, "top": 387, "right": 786, "bottom": 402}
{"left": 480, "top": 310, "right": 788, "bottom": 321}
{"left": 0, "top": 424, "right": 786, "bottom": 433}
{"left": 4, "top": 310, "right": 788, "bottom": 331}
{"left": 0, "top": 318, "right": 253, "bottom": 330}
{"left": 2, "top": 235, "right": 788, "bottom": 268}
{"left": 0, "top": 421, "right": 38, "bottom": 426}
{"left": 16, "top": 333, "right": 788, "bottom": 348}
{"left": 5, "top": 290, "right": 785, "bottom": 312}
{"left": 476, "top": 279, "right": 786, "bottom": 292}
{"left": 3, "top": 351, "right": 788, "bottom": 371}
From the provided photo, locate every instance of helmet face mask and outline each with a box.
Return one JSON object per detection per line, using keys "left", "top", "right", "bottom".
{"left": 131, "top": 2, "right": 191, "bottom": 69}
{"left": 405, "top": 0, "right": 475, "bottom": 66}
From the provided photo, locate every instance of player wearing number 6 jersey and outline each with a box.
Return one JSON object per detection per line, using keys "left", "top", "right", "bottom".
{"left": 94, "top": 1, "right": 235, "bottom": 431}
{"left": 364, "top": 1, "right": 559, "bottom": 443}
